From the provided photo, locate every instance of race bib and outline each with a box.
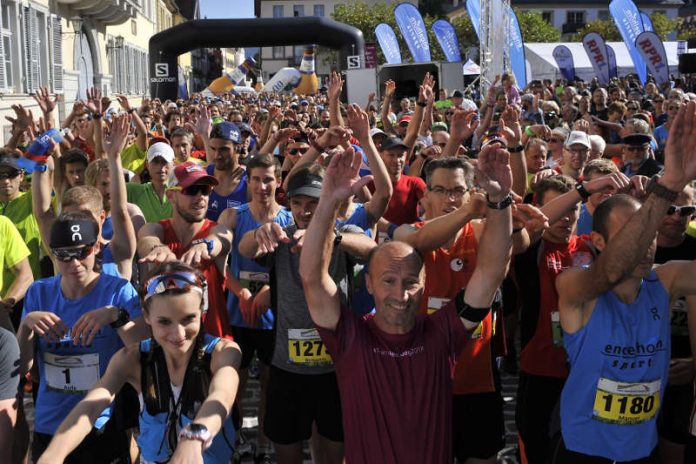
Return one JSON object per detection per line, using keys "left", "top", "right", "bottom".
{"left": 427, "top": 296, "right": 449, "bottom": 315}
{"left": 670, "top": 298, "right": 689, "bottom": 337}
{"left": 43, "top": 352, "right": 100, "bottom": 394}
{"left": 551, "top": 311, "right": 563, "bottom": 347}
{"left": 239, "top": 270, "right": 269, "bottom": 296}
{"left": 287, "top": 329, "right": 332, "bottom": 366}
{"left": 592, "top": 378, "right": 661, "bottom": 425}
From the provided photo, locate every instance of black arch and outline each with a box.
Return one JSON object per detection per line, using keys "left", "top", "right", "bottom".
{"left": 148, "top": 17, "right": 365, "bottom": 100}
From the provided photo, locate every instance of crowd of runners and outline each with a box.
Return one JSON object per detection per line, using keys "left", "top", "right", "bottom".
{"left": 0, "top": 69, "right": 694, "bottom": 464}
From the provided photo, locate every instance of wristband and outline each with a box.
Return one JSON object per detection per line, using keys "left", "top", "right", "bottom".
{"left": 127, "top": 109, "right": 135, "bottom": 114}
{"left": 524, "top": 126, "right": 535, "bottom": 137}
{"left": 110, "top": 307, "right": 130, "bottom": 329}
{"left": 486, "top": 193, "right": 513, "bottom": 210}
{"left": 575, "top": 182, "right": 591, "bottom": 202}
{"left": 454, "top": 290, "right": 490, "bottom": 323}
{"left": 508, "top": 145, "right": 524, "bottom": 153}
{"left": 645, "top": 175, "right": 680, "bottom": 203}
{"left": 92, "top": 112, "right": 103, "bottom": 119}
{"left": 191, "top": 238, "right": 214, "bottom": 254}
{"left": 34, "top": 163, "right": 48, "bottom": 173}
{"left": 333, "top": 229, "right": 343, "bottom": 247}
{"left": 386, "top": 223, "right": 398, "bottom": 240}
{"left": 416, "top": 101, "right": 427, "bottom": 108}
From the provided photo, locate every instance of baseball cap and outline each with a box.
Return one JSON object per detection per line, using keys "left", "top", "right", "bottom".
{"left": 167, "top": 161, "right": 219, "bottom": 190}
{"left": 147, "top": 142, "right": 175, "bottom": 164}
{"left": 50, "top": 216, "right": 99, "bottom": 249}
{"left": 431, "top": 122, "right": 448, "bottom": 132}
{"left": 398, "top": 115, "right": 412, "bottom": 126}
{"left": 461, "top": 98, "right": 478, "bottom": 112}
{"left": 565, "top": 131, "right": 591, "bottom": 149}
{"left": 380, "top": 136, "right": 409, "bottom": 152}
{"left": 237, "top": 122, "right": 254, "bottom": 134}
{"left": 286, "top": 169, "right": 323, "bottom": 199}
{"left": 622, "top": 133, "right": 653, "bottom": 145}
{"left": 451, "top": 90, "right": 464, "bottom": 98}
{"left": 167, "top": 102, "right": 178, "bottom": 111}
{"left": 369, "top": 128, "right": 386, "bottom": 138}
{"left": 209, "top": 121, "right": 241, "bottom": 144}
{"left": 300, "top": 99, "right": 309, "bottom": 106}
{"left": 0, "top": 156, "right": 21, "bottom": 172}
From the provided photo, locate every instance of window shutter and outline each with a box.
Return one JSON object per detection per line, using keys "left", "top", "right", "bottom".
{"left": 23, "top": 6, "right": 39, "bottom": 93}
{"left": 0, "top": 29, "right": 6, "bottom": 91}
{"left": 51, "top": 16, "right": 63, "bottom": 92}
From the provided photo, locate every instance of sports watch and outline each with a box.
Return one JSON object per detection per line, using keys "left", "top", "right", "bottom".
{"left": 179, "top": 422, "right": 213, "bottom": 449}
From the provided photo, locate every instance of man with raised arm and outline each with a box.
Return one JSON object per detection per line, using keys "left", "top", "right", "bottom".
{"left": 299, "top": 144, "right": 513, "bottom": 464}
{"left": 551, "top": 101, "right": 696, "bottom": 462}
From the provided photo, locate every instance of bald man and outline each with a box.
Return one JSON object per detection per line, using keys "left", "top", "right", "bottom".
{"left": 300, "top": 144, "right": 514, "bottom": 463}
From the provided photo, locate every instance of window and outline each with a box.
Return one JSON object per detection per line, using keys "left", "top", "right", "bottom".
{"left": 272, "top": 5, "right": 283, "bottom": 18}
{"left": 110, "top": 41, "right": 148, "bottom": 95}
{"left": 293, "top": 45, "right": 303, "bottom": 65}
{"left": 272, "top": 46, "right": 285, "bottom": 59}
{"left": 567, "top": 11, "right": 585, "bottom": 24}
{"left": 314, "top": 5, "right": 324, "bottom": 17}
{"left": 293, "top": 5, "right": 304, "bottom": 17}
{"left": 541, "top": 11, "right": 553, "bottom": 24}
{"left": 598, "top": 10, "right": 609, "bottom": 21}
{"left": 0, "top": 1, "right": 15, "bottom": 91}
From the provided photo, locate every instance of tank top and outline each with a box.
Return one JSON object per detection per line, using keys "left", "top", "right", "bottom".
{"left": 228, "top": 204, "right": 293, "bottom": 329}
{"left": 560, "top": 270, "right": 670, "bottom": 461}
{"left": 415, "top": 221, "right": 494, "bottom": 394}
{"left": 159, "top": 219, "right": 231, "bottom": 339}
{"left": 205, "top": 165, "right": 248, "bottom": 222}
{"left": 137, "top": 335, "right": 236, "bottom": 464}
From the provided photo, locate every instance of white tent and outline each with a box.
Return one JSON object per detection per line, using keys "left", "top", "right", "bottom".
{"left": 463, "top": 59, "right": 481, "bottom": 75}
{"left": 524, "top": 41, "right": 680, "bottom": 82}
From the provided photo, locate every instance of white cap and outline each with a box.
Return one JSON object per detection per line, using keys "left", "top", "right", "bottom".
{"left": 369, "top": 128, "right": 386, "bottom": 137}
{"left": 147, "top": 142, "right": 175, "bottom": 163}
{"left": 167, "top": 102, "right": 178, "bottom": 111}
{"left": 565, "top": 130, "right": 591, "bottom": 149}
{"left": 460, "top": 98, "right": 477, "bottom": 112}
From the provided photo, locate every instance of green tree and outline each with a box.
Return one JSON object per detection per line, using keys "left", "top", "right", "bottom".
{"left": 516, "top": 10, "right": 561, "bottom": 43}
{"left": 572, "top": 19, "right": 621, "bottom": 41}
{"left": 649, "top": 12, "right": 677, "bottom": 41}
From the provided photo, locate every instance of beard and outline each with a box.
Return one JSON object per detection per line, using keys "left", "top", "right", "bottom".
{"left": 176, "top": 203, "right": 207, "bottom": 223}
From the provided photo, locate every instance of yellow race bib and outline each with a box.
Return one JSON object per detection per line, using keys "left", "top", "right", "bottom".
{"left": 287, "top": 329, "right": 332, "bottom": 366}
{"left": 593, "top": 378, "right": 661, "bottom": 425}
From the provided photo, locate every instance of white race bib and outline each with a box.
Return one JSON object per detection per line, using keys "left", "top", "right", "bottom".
{"left": 44, "top": 352, "right": 100, "bottom": 394}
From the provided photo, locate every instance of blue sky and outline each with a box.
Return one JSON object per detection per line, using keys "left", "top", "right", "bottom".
{"left": 199, "top": 0, "right": 255, "bottom": 19}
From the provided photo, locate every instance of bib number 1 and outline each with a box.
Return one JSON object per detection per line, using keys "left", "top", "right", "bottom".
{"left": 43, "top": 352, "right": 100, "bottom": 394}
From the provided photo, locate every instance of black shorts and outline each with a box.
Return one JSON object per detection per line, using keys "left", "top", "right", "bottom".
{"left": 264, "top": 365, "right": 343, "bottom": 445}
{"left": 657, "top": 383, "right": 694, "bottom": 444}
{"left": 452, "top": 391, "right": 505, "bottom": 460}
{"left": 231, "top": 326, "right": 275, "bottom": 369}
{"left": 32, "top": 416, "right": 130, "bottom": 464}
{"left": 547, "top": 433, "right": 657, "bottom": 464}
{"left": 515, "top": 371, "right": 566, "bottom": 464}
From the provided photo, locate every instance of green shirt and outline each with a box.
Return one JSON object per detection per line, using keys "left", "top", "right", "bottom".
{"left": 0, "top": 215, "right": 31, "bottom": 296}
{"left": 126, "top": 182, "right": 172, "bottom": 223}
{"left": 121, "top": 143, "right": 147, "bottom": 175}
{"left": 0, "top": 191, "right": 41, "bottom": 293}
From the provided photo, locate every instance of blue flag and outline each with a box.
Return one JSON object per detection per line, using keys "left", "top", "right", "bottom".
{"left": 507, "top": 6, "right": 526, "bottom": 88}
{"left": 466, "top": 0, "right": 482, "bottom": 40}
{"left": 375, "top": 23, "right": 403, "bottom": 65}
{"left": 177, "top": 65, "right": 189, "bottom": 100}
{"left": 394, "top": 2, "right": 431, "bottom": 62}
{"left": 641, "top": 11, "right": 653, "bottom": 32}
{"left": 609, "top": 0, "right": 647, "bottom": 84}
{"left": 432, "top": 20, "right": 462, "bottom": 62}
{"left": 553, "top": 45, "right": 576, "bottom": 82}
{"left": 607, "top": 45, "right": 618, "bottom": 78}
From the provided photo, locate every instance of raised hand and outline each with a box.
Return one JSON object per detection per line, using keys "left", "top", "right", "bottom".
{"left": 115, "top": 95, "right": 132, "bottom": 112}
{"left": 138, "top": 244, "right": 177, "bottom": 265}
{"left": 102, "top": 113, "right": 131, "bottom": 159}
{"left": 346, "top": 104, "right": 370, "bottom": 141}
{"left": 327, "top": 71, "right": 344, "bottom": 101}
{"left": 573, "top": 119, "right": 590, "bottom": 133}
{"left": 661, "top": 100, "right": 696, "bottom": 190}
{"left": 449, "top": 110, "right": 479, "bottom": 142}
{"left": 194, "top": 105, "right": 212, "bottom": 137}
{"left": 384, "top": 80, "right": 396, "bottom": 99}
{"left": 583, "top": 172, "right": 630, "bottom": 196}
{"left": 476, "top": 143, "right": 512, "bottom": 202}
{"left": 321, "top": 145, "right": 373, "bottom": 204}
{"left": 500, "top": 105, "right": 522, "bottom": 146}
{"left": 512, "top": 203, "right": 549, "bottom": 234}
{"left": 85, "top": 87, "right": 103, "bottom": 114}
{"left": 5, "top": 104, "right": 34, "bottom": 131}
{"left": 254, "top": 222, "right": 291, "bottom": 254}
{"left": 316, "top": 126, "right": 352, "bottom": 149}
{"left": 33, "top": 86, "right": 59, "bottom": 115}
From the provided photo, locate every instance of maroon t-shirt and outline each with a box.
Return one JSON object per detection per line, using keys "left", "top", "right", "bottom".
{"left": 316, "top": 303, "right": 467, "bottom": 464}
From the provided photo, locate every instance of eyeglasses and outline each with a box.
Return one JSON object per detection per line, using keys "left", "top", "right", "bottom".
{"left": 667, "top": 205, "right": 696, "bottom": 217}
{"left": 51, "top": 244, "right": 95, "bottom": 263}
{"left": 445, "top": 111, "right": 455, "bottom": 115}
{"left": 144, "top": 271, "right": 204, "bottom": 301}
{"left": 0, "top": 170, "right": 21, "bottom": 180}
{"left": 668, "top": 105, "right": 680, "bottom": 111}
{"left": 180, "top": 184, "right": 213, "bottom": 196}
{"left": 436, "top": 142, "right": 448, "bottom": 148}
{"left": 429, "top": 186, "right": 468, "bottom": 198}
{"left": 569, "top": 147, "right": 589, "bottom": 155}
{"left": 288, "top": 148, "right": 309, "bottom": 155}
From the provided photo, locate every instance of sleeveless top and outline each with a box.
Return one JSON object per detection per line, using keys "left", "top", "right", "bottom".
{"left": 205, "top": 165, "right": 248, "bottom": 222}
{"left": 228, "top": 203, "right": 293, "bottom": 329}
{"left": 560, "top": 270, "right": 670, "bottom": 461}
{"left": 137, "top": 334, "right": 236, "bottom": 464}
{"left": 159, "top": 219, "right": 231, "bottom": 339}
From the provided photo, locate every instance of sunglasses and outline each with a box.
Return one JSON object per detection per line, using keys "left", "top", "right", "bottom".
{"left": 0, "top": 170, "right": 21, "bottom": 180}
{"left": 445, "top": 111, "right": 455, "bottom": 115}
{"left": 51, "top": 244, "right": 95, "bottom": 263}
{"left": 667, "top": 205, "right": 696, "bottom": 217}
{"left": 288, "top": 148, "right": 309, "bottom": 155}
{"left": 144, "top": 271, "right": 204, "bottom": 301}
{"left": 624, "top": 145, "right": 649, "bottom": 152}
{"left": 180, "top": 184, "right": 213, "bottom": 196}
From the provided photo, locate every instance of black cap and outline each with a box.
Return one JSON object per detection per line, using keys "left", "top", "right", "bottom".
{"left": 622, "top": 134, "right": 653, "bottom": 145}
{"left": 286, "top": 169, "right": 323, "bottom": 199}
{"left": 50, "top": 217, "right": 99, "bottom": 249}
{"left": 380, "top": 136, "right": 409, "bottom": 152}
{"left": 451, "top": 90, "right": 464, "bottom": 98}
{"left": 0, "top": 156, "right": 21, "bottom": 172}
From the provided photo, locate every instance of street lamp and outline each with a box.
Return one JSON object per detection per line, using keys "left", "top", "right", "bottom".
{"left": 70, "top": 16, "right": 83, "bottom": 34}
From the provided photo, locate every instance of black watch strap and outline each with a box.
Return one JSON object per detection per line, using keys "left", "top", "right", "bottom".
{"left": 486, "top": 193, "right": 513, "bottom": 210}
{"left": 645, "top": 175, "right": 680, "bottom": 203}
{"left": 508, "top": 145, "right": 524, "bottom": 153}
{"left": 575, "top": 182, "right": 591, "bottom": 202}
{"left": 110, "top": 307, "right": 130, "bottom": 329}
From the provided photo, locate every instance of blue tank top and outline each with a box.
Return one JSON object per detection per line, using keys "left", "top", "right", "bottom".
{"left": 99, "top": 242, "right": 120, "bottom": 277}
{"left": 102, "top": 215, "right": 113, "bottom": 240}
{"left": 228, "top": 204, "right": 293, "bottom": 329}
{"left": 560, "top": 270, "right": 670, "bottom": 461}
{"left": 205, "top": 165, "right": 248, "bottom": 222}
{"left": 337, "top": 203, "right": 375, "bottom": 316}
{"left": 137, "top": 335, "right": 236, "bottom": 464}
{"left": 575, "top": 203, "right": 592, "bottom": 236}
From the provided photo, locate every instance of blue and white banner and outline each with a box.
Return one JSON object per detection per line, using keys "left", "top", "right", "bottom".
{"left": 640, "top": 11, "right": 653, "bottom": 32}
{"left": 553, "top": 45, "right": 576, "bottom": 82}
{"left": 583, "top": 32, "right": 611, "bottom": 84}
{"left": 507, "top": 6, "right": 526, "bottom": 88}
{"left": 636, "top": 31, "right": 670, "bottom": 86}
{"left": 177, "top": 65, "right": 189, "bottom": 100}
{"left": 394, "top": 3, "right": 431, "bottom": 62}
{"left": 607, "top": 45, "right": 618, "bottom": 78}
{"left": 609, "top": 0, "right": 647, "bottom": 84}
{"left": 374, "top": 23, "right": 403, "bottom": 65}
{"left": 432, "top": 19, "right": 462, "bottom": 63}
{"left": 466, "top": 0, "right": 481, "bottom": 40}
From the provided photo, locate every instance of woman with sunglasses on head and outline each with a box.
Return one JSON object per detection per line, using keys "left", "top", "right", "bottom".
{"left": 18, "top": 212, "right": 144, "bottom": 463}
{"left": 36, "top": 261, "right": 241, "bottom": 464}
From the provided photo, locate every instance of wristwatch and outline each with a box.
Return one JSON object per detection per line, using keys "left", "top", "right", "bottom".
{"left": 333, "top": 229, "right": 343, "bottom": 247}
{"left": 645, "top": 175, "right": 680, "bottom": 203}
{"left": 486, "top": 193, "right": 513, "bottom": 210}
{"left": 179, "top": 423, "right": 212, "bottom": 449}
{"left": 508, "top": 145, "right": 524, "bottom": 153}
{"left": 110, "top": 307, "right": 130, "bottom": 329}
{"left": 191, "top": 238, "right": 214, "bottom": 254}
{"left": 575, "top": 181, "right": 591, "bottom": 202}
